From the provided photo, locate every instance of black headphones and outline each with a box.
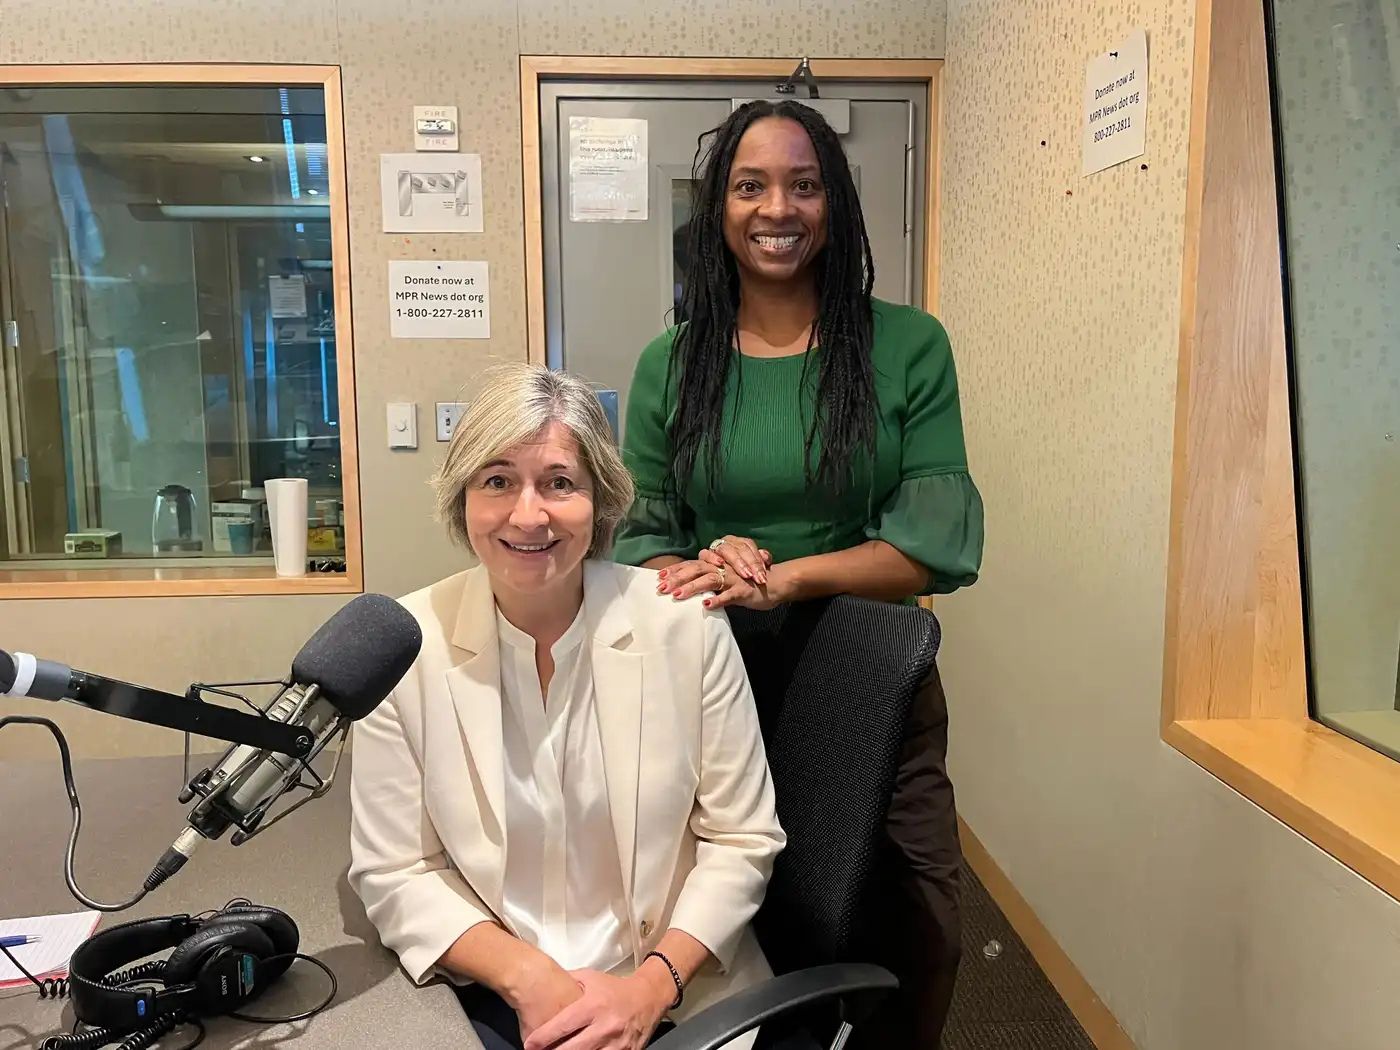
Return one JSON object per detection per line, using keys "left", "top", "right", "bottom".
{"left": 66, "top": 902, "right": 298, "bottom": 1032}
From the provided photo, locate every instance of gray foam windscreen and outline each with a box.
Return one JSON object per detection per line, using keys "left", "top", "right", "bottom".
{"left": 290, "top": 594, "right": 423, "bottom": 719}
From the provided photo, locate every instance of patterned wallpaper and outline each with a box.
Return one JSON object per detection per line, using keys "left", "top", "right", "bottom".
{"left": 939, "top": 3, "right": 1400, "bottom": 1049}
{"left": 0, "top": 0, "right": 341, "bottom": 64}
{"left": 518, "top": 0, "right": 945, "bottom": 58}
{"left": 6, "top": 11, "right": 1400, "bottom": 1047}
{"left": 936, "top": 0, "right": 1195, "bottom": 1041}
{"left": 0, "top": 0, "right": 949, "bottom": 608}
{"left": 0, "top": 0, "right": 946, "bottom": 758}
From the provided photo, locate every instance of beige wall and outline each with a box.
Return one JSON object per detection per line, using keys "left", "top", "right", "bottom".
{"left": 7, "top": 1, "right": 1400, "bottom": 1045}
{"left": 937, "top": 1, "right": 1400, "bottom": 1048}
{"left": 0, "top": 0, "right": 947, "bottom": 758}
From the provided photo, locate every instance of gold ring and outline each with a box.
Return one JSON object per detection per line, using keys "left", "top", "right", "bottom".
{"left": 715, "top": 565, "right": 727, "bottom": 587}
{"left": 708, "top": 538, "right": 726, "bottom": 552}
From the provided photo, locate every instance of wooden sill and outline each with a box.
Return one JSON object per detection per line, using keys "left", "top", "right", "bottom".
{"left": 0, "top": 564, "right": 362, "bottom": 599}
{"left": 1319, "top": 711, "right": 1400, "bottom": 764}
{"left": 1165, "top": 718, "right": 1400, "bottom": 901}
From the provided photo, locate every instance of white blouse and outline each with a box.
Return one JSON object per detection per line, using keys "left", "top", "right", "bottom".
{"left": 494, "top": 604, "right": 632, "bottom": 974}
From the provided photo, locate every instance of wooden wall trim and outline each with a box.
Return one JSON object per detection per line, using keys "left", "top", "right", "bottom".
{"left": 518, "top": 56, "right": 945, "bottom": 368}
{"left": 320, "top": 65, "right": 365, "bottom": 595}
{"left": 519, "top": 56, "right": 941, "bottom": 81}
{"left": 959, "top": 818, "right": 1138, "bottom": 1050}
{"left": 1161, "top": 0, "right": 1305, "bottom": 724}
{"left": 0, "top": 63, "right": 342, "bottom": 85}
{"left": 0, "top": 63, "right": 363, "bottom": 599}
{"left": 0, "top": 566, "right": 359, "bottom": 598}
{"left": 1159, "top": 0, "right": 1400, "bottom": 905}
{"left": 924, "top": 64, "right": 944, "bottom": 315}
{"left": 520, "top": 57, "right": 548, "bottom": 367}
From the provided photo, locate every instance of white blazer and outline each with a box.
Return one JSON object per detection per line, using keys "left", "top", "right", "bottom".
{"left": 348, "top": 560, "right": 786, "bottom": 1030}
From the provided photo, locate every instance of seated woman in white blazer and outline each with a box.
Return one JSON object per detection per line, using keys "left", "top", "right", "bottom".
{"left": 348, "top": 363, "right": 788, "bottom": 1050}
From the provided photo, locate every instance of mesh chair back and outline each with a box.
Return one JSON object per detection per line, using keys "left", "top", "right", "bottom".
{"left": 725, "top": 597, "right": 940, "bottom": 974}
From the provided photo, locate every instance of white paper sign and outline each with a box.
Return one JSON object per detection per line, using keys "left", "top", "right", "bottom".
{"left": 389, "top": 261, "right": 490, "bottom": 339}
{"left": 268, "top": 274, "right": 307, "bottom": 318}
{"left": 1082, "top": 28, "right": 1149, "bottom": 176}
{"left": 569, "top": 116, "right": 648, "bottom": 222}
{"left": 381, "top": 153, "right": 483, "bottom": 233}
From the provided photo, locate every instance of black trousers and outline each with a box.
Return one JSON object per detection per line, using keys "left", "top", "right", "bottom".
{"left": 848, "top": 663, "right": 962, "bottom": 1049}
{"left": 455, "top": 984, "right": 821, "bottom": 1049}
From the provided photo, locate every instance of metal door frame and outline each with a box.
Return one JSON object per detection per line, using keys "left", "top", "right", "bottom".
{"left": 542, "top": 83, "right": 907, "bottom": 371}
{"left": 519, "top": 57, "right": 945, "bottom": 367}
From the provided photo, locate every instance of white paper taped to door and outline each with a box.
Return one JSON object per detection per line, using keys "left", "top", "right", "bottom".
{"left": 569, "top": 116, "right": 648, "bottom": 223}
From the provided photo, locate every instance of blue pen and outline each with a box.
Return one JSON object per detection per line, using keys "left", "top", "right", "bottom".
{"left": 0, "top": 935, "right": 40, "bottom": 949}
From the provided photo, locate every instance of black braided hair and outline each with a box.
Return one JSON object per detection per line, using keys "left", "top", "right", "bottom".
{"left": 669, "top": 100, "right": 876, "bottom": 497}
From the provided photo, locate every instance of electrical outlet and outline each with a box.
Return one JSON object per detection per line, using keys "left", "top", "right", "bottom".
{"left": 436, "top": 401, "right": 469, "bottom": 441}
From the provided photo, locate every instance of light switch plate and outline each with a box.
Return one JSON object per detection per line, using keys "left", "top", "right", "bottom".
{"left": 436, "top": 401, "right": 469, "bottom": 442}
{"left": 387, "top": 402, "right": 418, "bottom": 449}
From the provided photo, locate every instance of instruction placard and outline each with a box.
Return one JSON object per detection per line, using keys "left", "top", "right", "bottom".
{"left": 389, "top": 261, "right": 490, "bottom": 339}
{"left": 569, "top": 116, "right": 648, "bottom": 222}
{"left": 381, "top": 153, "right": 484, "bottom": 233}
{"left": 268, "top": 274, "right": 307, "bottom": 318}
{"left": 1082, "top": 28, "right": 1148, "bottom": 176}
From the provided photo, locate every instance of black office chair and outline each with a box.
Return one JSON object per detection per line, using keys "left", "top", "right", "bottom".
{"left": 653, "top": 595, "right": 942, "bottom": 1050}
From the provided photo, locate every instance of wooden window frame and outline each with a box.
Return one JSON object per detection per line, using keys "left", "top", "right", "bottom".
{"left": 0, "top": 64, "right": 362, "bottom": 599}
{"left": 1164, "top": 0, "right": 1400, "bottom": 897}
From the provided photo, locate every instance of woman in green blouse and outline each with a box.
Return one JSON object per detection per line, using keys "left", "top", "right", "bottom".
{"left": 614, "top": 100, "right": 983, "bottom": 1047}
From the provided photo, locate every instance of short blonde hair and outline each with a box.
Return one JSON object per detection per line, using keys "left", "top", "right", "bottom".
{"left": 433, "top": 363, "right": 635, "bottom": 557}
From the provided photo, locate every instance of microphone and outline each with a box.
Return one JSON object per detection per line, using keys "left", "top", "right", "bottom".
{"left": 148, "top": 593, "right": 422, "bottom": 890}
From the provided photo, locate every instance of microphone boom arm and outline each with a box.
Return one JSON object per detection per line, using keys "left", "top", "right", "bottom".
{"left": 66, "top": 674, "right": 313, "bottom": 757}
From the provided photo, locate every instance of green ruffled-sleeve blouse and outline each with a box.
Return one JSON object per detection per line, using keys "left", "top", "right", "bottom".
{"left": 614, "top": 299, "right": 984, "bottom": 596}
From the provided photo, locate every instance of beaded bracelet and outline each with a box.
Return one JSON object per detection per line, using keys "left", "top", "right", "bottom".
{"left": 643, "top": 950, "right": 684, "bottom": 1010}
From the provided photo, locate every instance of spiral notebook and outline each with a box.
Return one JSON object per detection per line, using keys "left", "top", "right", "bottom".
{"left": 0, "top": 911, "right": 101, "bottom": 988}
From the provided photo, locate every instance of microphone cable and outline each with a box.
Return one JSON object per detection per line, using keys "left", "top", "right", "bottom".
{"left": 0, "top": 939, "right": 71, "bottom": 999}
{"left": 0, "top": 939, "right": 168, "bottom": 1002}
{"left": 41, "top": 1014, "right": 206, "bottom": 1050}
{"left": 0, "top": 716, "right": 149, "bottom": 912}
{"left": 1, "top": 713, "right": 345, "bottom": 1044}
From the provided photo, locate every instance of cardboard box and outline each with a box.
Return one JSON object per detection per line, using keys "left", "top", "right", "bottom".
{"left": 306, "top": 525, "right": 342, "bottom": 554}
{"left": 64, "top": 530, "right": 123, "bottom": 558}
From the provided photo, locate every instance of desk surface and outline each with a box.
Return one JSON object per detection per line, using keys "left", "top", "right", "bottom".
{"left": 1, "top": 752, "right": 482, "bottom": 1049}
